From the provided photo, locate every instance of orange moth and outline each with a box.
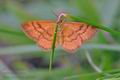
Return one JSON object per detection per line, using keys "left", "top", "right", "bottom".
{"left": 22, "top": 13, "right": 96, "bottom": 52}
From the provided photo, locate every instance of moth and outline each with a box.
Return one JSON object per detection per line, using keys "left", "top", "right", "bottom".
{"left": 22, "top": 13, "right": 96, "bottom": 52}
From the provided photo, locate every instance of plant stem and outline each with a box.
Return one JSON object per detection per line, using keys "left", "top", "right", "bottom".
{"left": 85, "top": 50, "right": 102, "bottom": 73}
{"left": 49, "top": 24, "right": 59, "bottom": 72}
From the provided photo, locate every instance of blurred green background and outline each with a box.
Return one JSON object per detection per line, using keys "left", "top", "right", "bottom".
{"left": 0, "top": 0, "right": 120, "bottom": 80}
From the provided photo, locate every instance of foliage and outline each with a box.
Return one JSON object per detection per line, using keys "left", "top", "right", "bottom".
{"left": 0, "top": 0, "right": 120, "bottom": 80}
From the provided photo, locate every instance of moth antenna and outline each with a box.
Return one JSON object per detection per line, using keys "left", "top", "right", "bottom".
{"left": 51, "top": 9, "right": 67, "bottom": 17}
{"left": 51, "top": 10, "right": 58, "bottom": 17}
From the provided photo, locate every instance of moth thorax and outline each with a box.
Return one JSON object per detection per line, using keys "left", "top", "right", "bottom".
{"left": 57, "top": 25, "right": 62, "bottom": 31}
{"left": 57, "top": 13, "right": 67, "bottom": 24}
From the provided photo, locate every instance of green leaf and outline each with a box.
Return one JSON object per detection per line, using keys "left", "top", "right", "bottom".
{"left": 65, "top": 69, "right": 120, "bottom": 80}
{"left": 0, "top": 24, "right": 33, "bottom": 44}
{"left": 1, "top": 44, "right": 120, "bottom": 55}
{"left": 0, "top": 26, "right": 24, "bottom": 36}
{"left": 70, "top": 16, "right": 120, "bottom": 36}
